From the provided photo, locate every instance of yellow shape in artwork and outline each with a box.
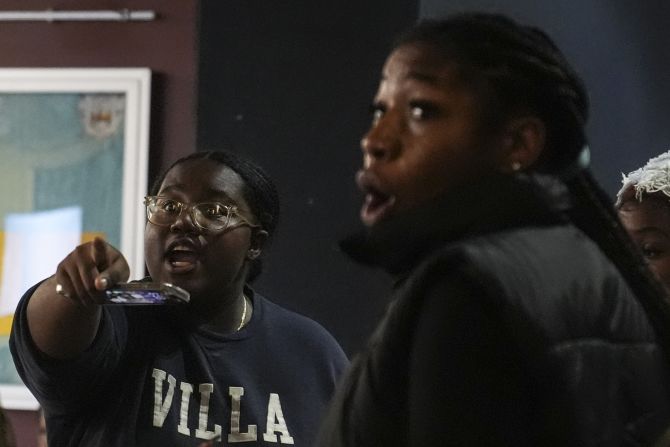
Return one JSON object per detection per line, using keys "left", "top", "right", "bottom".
{"left": 0, "top": 314, "right": 12, "bottom": 335}
{"left": 0, "top": 229, "right": 4, "bottom": 289}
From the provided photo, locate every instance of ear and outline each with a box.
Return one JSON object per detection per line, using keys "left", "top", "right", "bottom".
{"left": 247, "top": 229, "right": 268, "bottom": 260}
{"left": 496, "top": 116, "right": 546, "bottom": 174}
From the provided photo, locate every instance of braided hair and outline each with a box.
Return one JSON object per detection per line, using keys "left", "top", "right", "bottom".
{"left": 150, "top": 150, "right": 280, "bottom": 282}
{"left": 396, "top": 13, "right": 670, "bottom": 357}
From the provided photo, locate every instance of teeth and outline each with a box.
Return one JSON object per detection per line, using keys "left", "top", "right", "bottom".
{"left": 169, "top": 246, "right": 196, "bottom": 254}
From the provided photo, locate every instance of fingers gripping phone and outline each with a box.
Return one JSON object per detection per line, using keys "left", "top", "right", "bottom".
{"left": 104, "top": 282, "right": 190, "bottom": 305}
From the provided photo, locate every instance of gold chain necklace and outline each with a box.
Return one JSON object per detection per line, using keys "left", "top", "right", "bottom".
{"left": 237, "top": 294, "right": 248, "bottom": 332}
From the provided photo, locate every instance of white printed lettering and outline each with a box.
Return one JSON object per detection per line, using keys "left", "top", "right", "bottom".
{"left": 178, "top": 382, "right": 194, "bottom": 436}
{"left": 151, "top": 372, "right": 295, "bottom": 444}
{"left": 152, "top": 368, "right": 176, "bottom": 428}
{"left": 195, "top": 383, "right": 222, "bottom": 440}
{"left": 263, "top": 393, "right": 294, "bottom": 444}
{"left": 228, "top": 386, "right": 258, "bottom": 443}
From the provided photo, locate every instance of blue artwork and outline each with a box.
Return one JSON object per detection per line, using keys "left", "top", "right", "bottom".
{"left": 0, "top": 92, "right": 126, "bottom": 392}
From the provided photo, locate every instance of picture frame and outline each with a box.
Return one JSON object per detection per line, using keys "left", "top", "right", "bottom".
{"left": 0, "top": 68, "right": 151, "bottom": 409}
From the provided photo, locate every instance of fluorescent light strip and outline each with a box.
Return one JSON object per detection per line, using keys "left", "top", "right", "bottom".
{"left": 0, "top": 9, "right": 156, "bottom": 22}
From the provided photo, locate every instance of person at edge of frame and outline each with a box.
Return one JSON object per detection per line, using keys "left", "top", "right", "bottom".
{"left": 317, "top": 12, "right": 670, "bottom": 447}
{"left": 10, "top": 150, "right": 348, "bottom": 446}
{"left": 618, "top": 150, "right": 670, "bottom": 292}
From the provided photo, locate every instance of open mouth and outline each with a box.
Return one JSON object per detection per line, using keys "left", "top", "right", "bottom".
{"left": 357, "top": 171, "right": 396, "bottom": 226}
{"left": 165, "top": 241, "right": 200, "bottom": 273}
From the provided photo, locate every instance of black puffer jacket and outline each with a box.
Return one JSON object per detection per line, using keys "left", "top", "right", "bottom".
{"left": 318, "top": 174, "right": 670, "bottom": 446}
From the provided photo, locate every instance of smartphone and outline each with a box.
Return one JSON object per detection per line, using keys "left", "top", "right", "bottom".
{"left": 104, "top": 282, "right": 190, "bottom": 305}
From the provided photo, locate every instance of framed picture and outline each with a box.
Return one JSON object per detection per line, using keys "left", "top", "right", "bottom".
{"left": 0, "top": 68, "right": 151, "bottom": 409}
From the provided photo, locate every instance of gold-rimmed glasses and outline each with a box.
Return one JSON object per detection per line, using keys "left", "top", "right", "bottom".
{"left": 144, "top": 196, "right": 258, "bottom": 232}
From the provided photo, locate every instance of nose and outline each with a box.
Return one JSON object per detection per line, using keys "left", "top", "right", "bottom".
{"left": 170, "top": 206, "right": 199, "bottom": 234}
{"left": 360, "top": 114, "right": 400, "bottom": 168}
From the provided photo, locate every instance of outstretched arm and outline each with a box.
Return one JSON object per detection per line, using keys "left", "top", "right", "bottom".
{"left": 26, "top": 237, "right": 130, "bottom": 359}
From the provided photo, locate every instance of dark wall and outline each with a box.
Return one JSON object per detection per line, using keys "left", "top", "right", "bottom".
{"left": 420, "top": 0, "right": 670, "bottom": 196}
{"left": 0, "top": 0, "right": 200, "bottom": 182}
{"left": 197, "top": 0, "right": 419, "bottom": 355}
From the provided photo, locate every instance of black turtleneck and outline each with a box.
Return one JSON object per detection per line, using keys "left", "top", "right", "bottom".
{"left": 341, "top": 172, "right": 571, "bottom": 277}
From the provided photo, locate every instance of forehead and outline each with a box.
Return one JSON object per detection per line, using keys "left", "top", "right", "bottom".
{"left": 619, "top": 196, "right": 670, "bottom": 230}
{"left": 380, "top": 43, "right": 465, "bottom": 92}
{"left": 159, "top": 159, "right": 247, "bottom": 202}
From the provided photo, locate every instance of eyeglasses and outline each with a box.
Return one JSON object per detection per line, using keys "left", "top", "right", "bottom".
{"left": 144, "top": 196, "right": 258, "bottom": 232}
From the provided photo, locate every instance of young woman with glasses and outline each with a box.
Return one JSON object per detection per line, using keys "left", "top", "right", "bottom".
{"left": 11, "top": 150, "right": 348, "bottom": 446}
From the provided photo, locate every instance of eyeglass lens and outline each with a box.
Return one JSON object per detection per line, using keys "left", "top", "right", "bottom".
{"left": 146, "top": 198, "right": 234, "bottom": 231}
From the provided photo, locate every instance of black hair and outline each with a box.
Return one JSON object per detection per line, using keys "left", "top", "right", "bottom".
{"left": 397, "top": 14, "right": 670, "bottom": 359}
{"left": 150, "top": 150, "right": 280, "bottom": 282}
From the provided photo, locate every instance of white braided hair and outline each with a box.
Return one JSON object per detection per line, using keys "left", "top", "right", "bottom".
{"left": 617, "top": 151, "right": 670, "bottom": 206}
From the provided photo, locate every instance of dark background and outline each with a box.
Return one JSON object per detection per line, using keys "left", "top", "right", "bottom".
{"left": 198, "top": 0, "right": 670, "bottom": 355}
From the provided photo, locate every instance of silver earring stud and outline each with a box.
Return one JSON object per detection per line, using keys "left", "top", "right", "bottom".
{"left": 511, "top": 161, "right": 522, "bottom": 172}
